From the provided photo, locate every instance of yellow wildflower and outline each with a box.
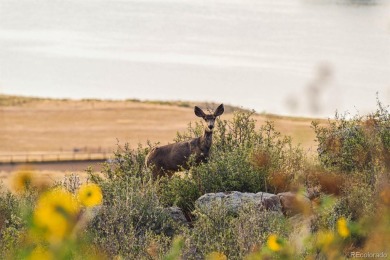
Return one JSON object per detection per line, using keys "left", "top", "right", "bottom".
{"left": 206, "top": 252, "right": 227, "bottom": 260}
{"left": 12, "top": 170, "right": 33, "bottom": 193}
{"left": 28, "top": 246, "right": 54, "bottom": 260}
{"left": 33, "top": 188, "right": 80, "bottom": 243}
{"left": 77, "top": 183, "right": 103, "bottom": 207}
{"left": 267, "top": 234, "right": 282, "bottom": 252}
{"left": 337, "top": 217, "right": 350, "bottom": 238}
{"left": 316, "top": 230, "right": 334, "bottom": 248}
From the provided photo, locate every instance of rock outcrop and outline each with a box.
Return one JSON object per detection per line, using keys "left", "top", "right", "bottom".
{"left": 195, "top": 191, "right": 312, "bottom": 217}
{"left": 165, "top": 206, "right": 188, "bottom": 225}
{"left": 195, "top": 191, "right": 282, "bottom": 214}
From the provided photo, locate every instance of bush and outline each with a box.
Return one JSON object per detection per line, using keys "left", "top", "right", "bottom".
{"left": 159, "top": 111, "right": 305, "bottom": 215}
{"left": 313, "top": 98, "right": 390, "bottom": 176}
{"left": 0, "top": 186, "right": 23, "bottom": 257}
{"left": 181, "top": 203, "right": 288, "bottom": 259}
{"left": 308, "top": 99, "right": 390, "bottom": 257}
{"left": 88, "top": 145, "right": 177, "bottom": 259}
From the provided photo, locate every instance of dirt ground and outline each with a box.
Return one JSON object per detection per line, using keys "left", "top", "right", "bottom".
{"left": 0, "top": 95, "right": 324, "bottom": 189}
{"left": 0, "top": 98, "right": 198, "bottom": 154}
{"left": 0, "top": 160, "right": 104, "bottom": 191}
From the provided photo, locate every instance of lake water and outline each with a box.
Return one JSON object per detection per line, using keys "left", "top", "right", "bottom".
{"left": 0, "top": 0, "right": 389, "bottom": 117}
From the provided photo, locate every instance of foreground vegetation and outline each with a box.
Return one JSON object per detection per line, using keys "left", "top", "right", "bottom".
{"left": 1, "top": 100, "right": 390, "bottom": 259}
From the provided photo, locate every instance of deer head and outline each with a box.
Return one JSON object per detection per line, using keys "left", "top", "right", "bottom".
{"left": 194, "top": 104, "right": 224, "bottom": 130}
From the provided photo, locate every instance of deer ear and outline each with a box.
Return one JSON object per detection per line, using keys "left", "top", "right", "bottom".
{"left": 194, "top": 106, "right": 206, "bottom": 118}
{"left": 214, "top": 104, "right": 224, "bottom": 117}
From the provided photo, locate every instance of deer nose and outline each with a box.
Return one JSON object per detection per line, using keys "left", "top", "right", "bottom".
{"left": 208, "top": 125, "right": 214, "bottom": 130}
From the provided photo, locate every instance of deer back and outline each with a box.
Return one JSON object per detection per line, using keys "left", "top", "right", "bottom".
{"left": 146, "top": 137, "right": 202, "bottom": 177}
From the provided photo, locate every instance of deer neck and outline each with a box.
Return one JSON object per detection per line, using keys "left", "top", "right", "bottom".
{"left": 200, "top": 128, "right": 213, "bottom": 152}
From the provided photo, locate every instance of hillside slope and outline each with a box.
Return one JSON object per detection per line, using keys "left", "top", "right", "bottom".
{"left": 0, "top": 95, "right": 321, "bottom": 155}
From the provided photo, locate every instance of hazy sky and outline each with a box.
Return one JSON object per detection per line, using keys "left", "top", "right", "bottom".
{"left": 1, "top": 0, "right": 389, "bottom": 117}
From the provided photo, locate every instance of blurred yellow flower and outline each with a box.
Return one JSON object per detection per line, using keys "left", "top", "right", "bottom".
{"left": 317, "top": 230, "right": 334, "bottom": 248}
{"left": 12, "top": 170, "right": 33, "bottom": 193}
{"left": 337, "top": 217, "right": 350, "bottom": 238}
{"left": 28, "top": 246, "right": 54, "bottom": 260}
{"left": 206, "top": 252, "right": 227, "bottom": 260}
{"left": 33, "top": 188, "right": 80, "bottom": 243}
{"left": 267, "top": 234, "right": 282, "bottom": 252}
{"left": 77, "top": 183, "right": 103, "bottom": 207}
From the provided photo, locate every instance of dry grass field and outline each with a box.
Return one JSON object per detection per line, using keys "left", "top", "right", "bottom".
{"left": 0, "top": 95, "right": 324, "bottom": 189}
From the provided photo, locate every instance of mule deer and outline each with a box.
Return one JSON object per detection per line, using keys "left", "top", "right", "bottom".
{"left": 145, "top": 104, "right": 224, "bottom": 179}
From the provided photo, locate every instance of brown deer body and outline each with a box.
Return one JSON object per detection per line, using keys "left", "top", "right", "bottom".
{"left": 145, "top": 104, "right": 224, "bottom": 179}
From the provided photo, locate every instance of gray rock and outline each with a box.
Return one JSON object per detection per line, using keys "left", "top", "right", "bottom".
{"left": 262, "top": 193, "right": 283, "bottom": 211}
{"left": 195, "top": 190, "right": 316, "bottom": 219}
{"left": 195, "top": 191, "right": 282, "bottom": 214}
{"left": 165, "top": 206, "right": 188, "bottom": 224}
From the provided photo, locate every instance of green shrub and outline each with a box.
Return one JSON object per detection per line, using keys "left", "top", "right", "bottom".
{"left": 181, "top": 203, "right": 288, "bottom": 259}
{"left": 313, "top": 98, "right": 390, "bottom": 176}
{"left": 87, "top": 145, "right": 176, "bottom": 259}
{"left": 159, "top": 111, "right": 305, "bottom": 215}
{"left": 0, "top": 186, "right": 23, "bottom": 257}
{"left": 158, "top": 175, "right": 200, "bottom": 218}
{"left": 309, "top": 99, "right": 390, "bottom": 255}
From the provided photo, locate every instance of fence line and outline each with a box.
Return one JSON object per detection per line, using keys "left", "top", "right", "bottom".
{"left": 0, "top": 151, "right": 111, "bottom": 164}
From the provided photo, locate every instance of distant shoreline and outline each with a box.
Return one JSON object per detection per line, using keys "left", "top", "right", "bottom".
{"left": 0, "top": 94, "right": 322, "bottom": 121}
